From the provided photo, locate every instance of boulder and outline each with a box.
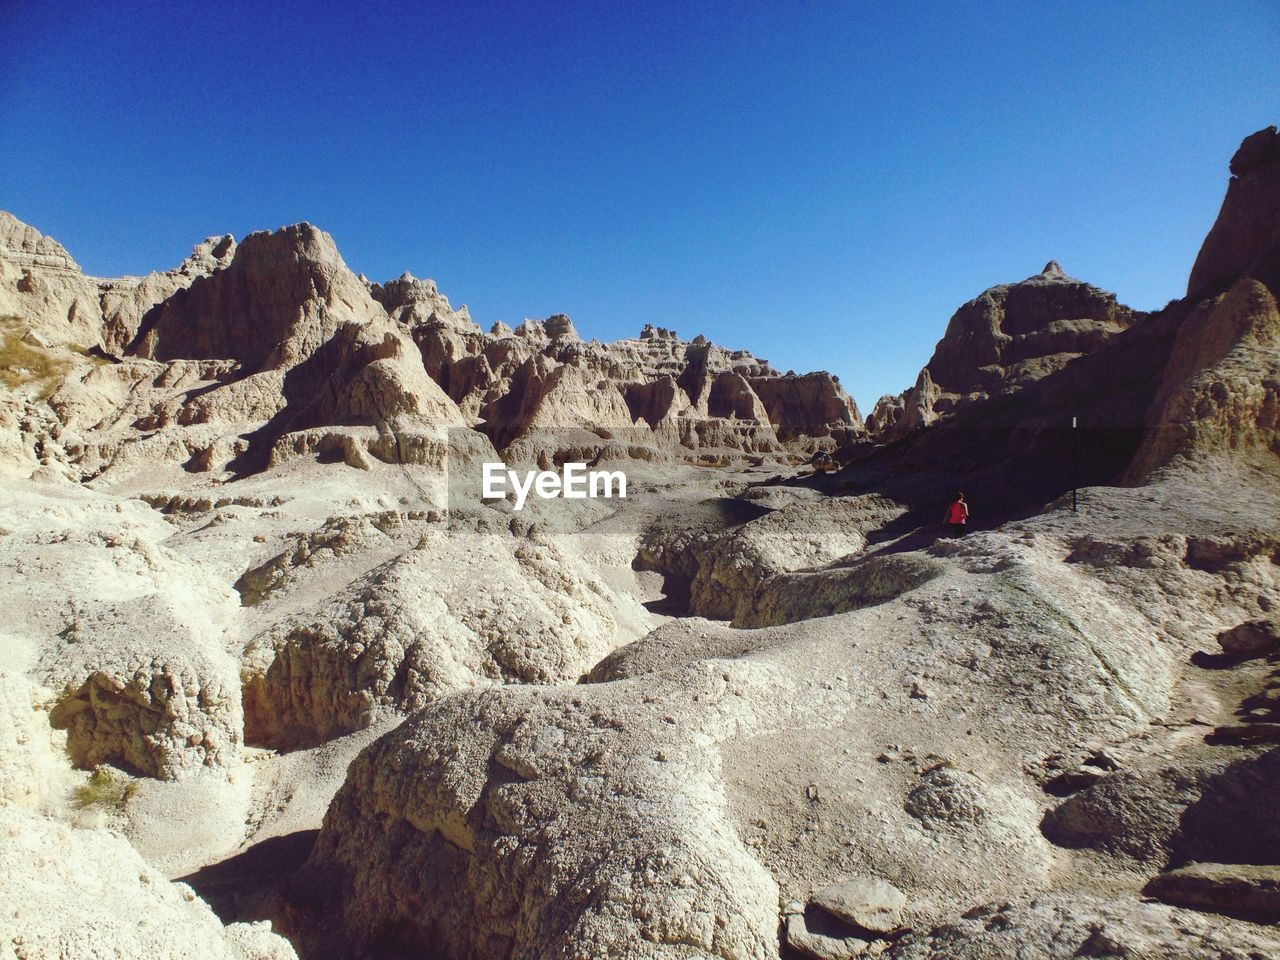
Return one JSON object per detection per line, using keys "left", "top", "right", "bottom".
{"left": 786, "top": 910, "right": 874, "bottom": 959}
{"left": 289, "top": 681, "right": 781, "bottom": 959}
{"left": 812, "top": 875, "right": 907, "bottom": 935}
{"left": 1217, "top": 617, "right": 1280, "bottom": 656}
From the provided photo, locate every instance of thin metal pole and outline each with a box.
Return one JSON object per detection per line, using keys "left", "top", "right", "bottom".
{"left": 1071, "top": 416, "right": 1078, "bottom": 513}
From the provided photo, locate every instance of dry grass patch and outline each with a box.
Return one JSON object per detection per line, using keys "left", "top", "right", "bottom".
{"left": 72, "top": 765, "right": 140, "bottom": 811}
{"left": 0, "top": 316, "right": 101, "bottom": 397}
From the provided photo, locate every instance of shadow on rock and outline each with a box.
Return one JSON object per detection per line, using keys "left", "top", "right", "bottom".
{"left": 180, "top": 829, "right": 319, "bottom": 924}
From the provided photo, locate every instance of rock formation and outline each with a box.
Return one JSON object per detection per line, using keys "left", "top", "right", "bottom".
{"left": 25, "top": 222, "right": 478, "bottom": 483}
{"left": 634, "top": 491, "right": 904, "bottom": 623}
{"left": 409, "top": 313, "right": 862, "bottom": 461}
{"left": 0, "top": 213, "right": 859, "bottom": 487}
{"left": 1188, "top": 124, "right": 1280, "bottom": 297}
{"left": 46, "top": 595, "right": 243, "bottom": 780}
{"left": 0, "top": 212, "right": 236, "bottom": 357}
{"left": 0, "top": 210, "right": 103, "bottom": 348}
{"left": 290, "top": 484, "right": 1280, "bottom": 959}
{"left": 1127, "top": 125, "right": 1280, "bottom": 477}
{"left": 98, "top": 234, "right": 237, "bottom": 354}
{"left": 1125, "top": 275, "right": 1280, "bottom": 476}
{"left": 239, "top": 523, "right": 636, "bottom": 750}
{"left": 867, "top": 261, "right": 1138, "bottom": 441}
{"left": 274, "top": 125, "right": 1280, "bottom": 960}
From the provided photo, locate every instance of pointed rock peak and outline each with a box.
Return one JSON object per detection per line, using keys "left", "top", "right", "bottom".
{"left": 1023, "top": 260, "right": 1078, "bottom": 284}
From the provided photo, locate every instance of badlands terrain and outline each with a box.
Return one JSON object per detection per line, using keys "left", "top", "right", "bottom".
{"left": 1, "top": 125, "right": 1279, "bottom": 960}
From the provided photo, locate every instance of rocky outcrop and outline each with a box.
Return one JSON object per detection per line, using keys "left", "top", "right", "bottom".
{"left": 368, "top": 270, "right": 477, "bottom": 335}
{"left": 1119, "top": 128, "right": 1280, "bottom": 478}
{"left": 0, "top": 211, "right": 235, "bottom": 355}
{"left": 48, "top": 653, "right": 240, "bottom": 781}
{"left": 240, "top": 527, "right": 633, "bottom": 750}
{"left": 410, "top": 312, "right": 862, "bottom": 460}
{"left": 61, "top": 222, "right": 470, "bottom": 479}
{"left": 869, "top": 262, "right": 1137, "bottom": 442}
{"left": 131, "top": 223, "right": 387, "bottom": 369}
{"left": 1188, "top": 125, "right": 1280, "bottom": 298}
{"left": 0, "top": 482, "right": 253, "bottom": 797}
{"left": 747, "top": 371, "right": 862, "bottom": 444}
{"left": 1041, "top": 749, "right": 1280, "bottom": 866}
{"left": 636, "top": 492, "right": 903, "bottom": 622}
{"left": 1125, "top": 169, "right": 1280, "bottom": 476}
{"left": 742, "top": 551, "right": 945, "bottom": 629}
{"left": 1, "top": 210, "right": 860, "bottom": 481}
{"left": 1145, "top": 862, "right": 1280, "bottom": 921}
{"left": 291, "top": 681, "right": 781, "bottom": 960}
{"left": 99, "top": 234, "right": 236, "bottom": 353}
{"left": 0, "top": 210, "right": 105, "bottom": 349}
{"left": 45, "top": 597, "right": 243, "bottom": 780}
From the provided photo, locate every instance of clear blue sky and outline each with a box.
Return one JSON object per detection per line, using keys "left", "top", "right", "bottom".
{"left": 2, "top": 1, "right": 1277, "bottom": 410}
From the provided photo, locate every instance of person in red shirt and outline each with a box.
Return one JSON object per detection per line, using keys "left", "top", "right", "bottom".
{"left": 943, "top": 492, "right": 969, "bottom": 536}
